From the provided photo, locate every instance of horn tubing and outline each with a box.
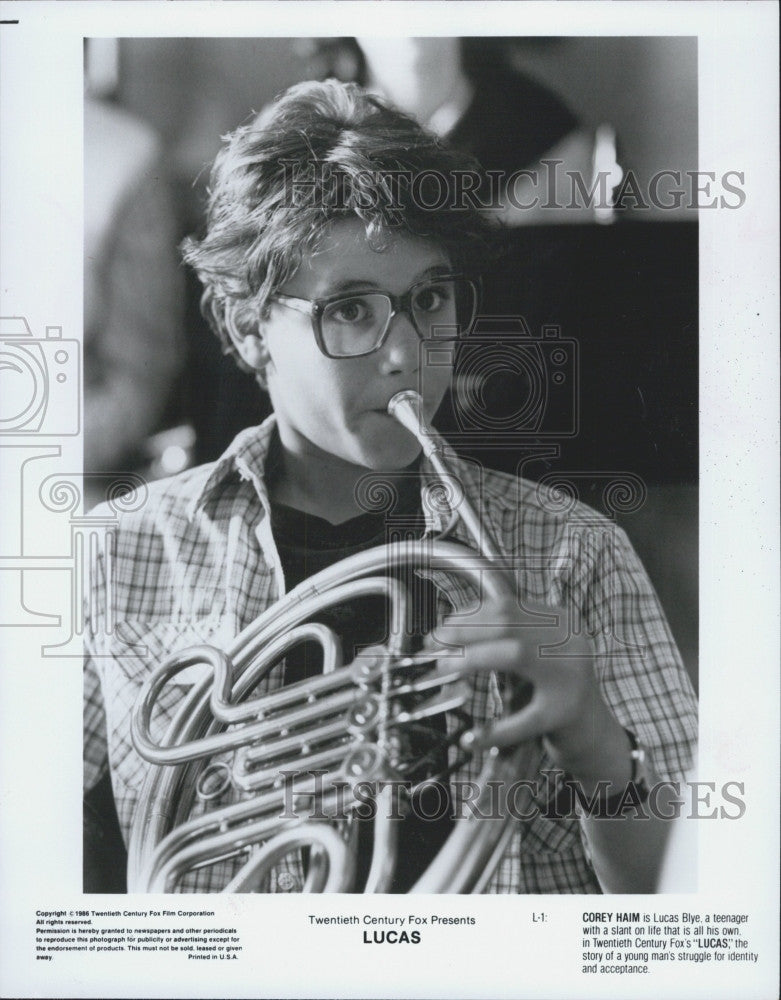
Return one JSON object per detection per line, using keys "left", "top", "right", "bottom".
{"left": 387, "top": 390, "right": 503, "bottom": 561}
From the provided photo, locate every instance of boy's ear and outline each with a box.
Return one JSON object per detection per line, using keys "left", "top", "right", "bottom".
{"left": 225, "top": 303, "right": 269, "bottom": 373}
{"left": 232, "top": 332, "right": 269, "bottom": 372}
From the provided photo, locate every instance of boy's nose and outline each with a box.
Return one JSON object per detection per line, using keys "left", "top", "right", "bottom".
{"left": 379, "top": 309, "right": 421, "bottom": 372}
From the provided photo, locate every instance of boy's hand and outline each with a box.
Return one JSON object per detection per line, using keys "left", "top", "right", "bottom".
{"left": 428, "top": 596, "right": 632, "bottom": 792}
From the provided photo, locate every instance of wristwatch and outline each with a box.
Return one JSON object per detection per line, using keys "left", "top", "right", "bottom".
{"left": 599, "top": 729, "right": 651, "bottom": 816}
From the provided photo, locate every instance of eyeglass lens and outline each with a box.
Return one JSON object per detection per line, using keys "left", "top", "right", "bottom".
{"left": 320, "top": 278, "right": 475, "bottom": 357}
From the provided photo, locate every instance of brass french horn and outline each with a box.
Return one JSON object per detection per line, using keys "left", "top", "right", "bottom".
{"left": 128, "top": 391, "right": 531, "bottom": 893}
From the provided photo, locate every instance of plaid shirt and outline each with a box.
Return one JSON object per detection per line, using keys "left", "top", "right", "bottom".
{"left": 84, "top": 415, "right": 697, "bottom": 893}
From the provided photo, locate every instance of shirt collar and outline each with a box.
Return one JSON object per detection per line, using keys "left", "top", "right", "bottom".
{"left": 186, "top": 413, "right": 279, "bottom": 520}
{"left": 185, "top": 412, "right": 480, "bottom": 539}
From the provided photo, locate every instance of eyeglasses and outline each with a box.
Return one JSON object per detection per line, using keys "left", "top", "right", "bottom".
{"left": 272, "top": 274, "right": 479, "bottom": 359}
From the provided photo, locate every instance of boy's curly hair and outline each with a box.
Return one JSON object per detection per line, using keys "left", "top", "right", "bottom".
{"left": 182, "top": 79, "right": 495, "bottom": 381}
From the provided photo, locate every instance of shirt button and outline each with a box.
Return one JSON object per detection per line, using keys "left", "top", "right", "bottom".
{"left": 277, "top": 872, "right": 297, "bottom": 891}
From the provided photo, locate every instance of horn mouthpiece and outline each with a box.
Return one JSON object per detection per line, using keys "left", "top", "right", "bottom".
{"left": 387, "top": 391, "right": 438, "bottom": 457}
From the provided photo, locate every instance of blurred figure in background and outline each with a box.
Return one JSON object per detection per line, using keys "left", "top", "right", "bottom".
{"left": 297, "top": 37, "right": 617, "bottom": 224}
{"left": 84, "top": 66, "right": 188, "bottom": 883}
{"left": 84, "top": 92, "right": 184, "bottom": 473}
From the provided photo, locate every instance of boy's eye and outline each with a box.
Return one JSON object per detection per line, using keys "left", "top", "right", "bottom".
{"left": 413, "top": 284, "right": 450, "bottom": 313}
{"left": 329, "top": 298, "right": 373, "bottom": 324}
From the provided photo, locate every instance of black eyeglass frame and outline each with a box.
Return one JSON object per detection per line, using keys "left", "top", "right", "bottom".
{"left": 271, "top": 273, "right": 480, "bottom": 359}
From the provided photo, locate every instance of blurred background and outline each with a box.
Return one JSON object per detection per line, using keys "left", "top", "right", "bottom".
{"left": 83, "top": 36, "right": 698, "bottom": 685}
